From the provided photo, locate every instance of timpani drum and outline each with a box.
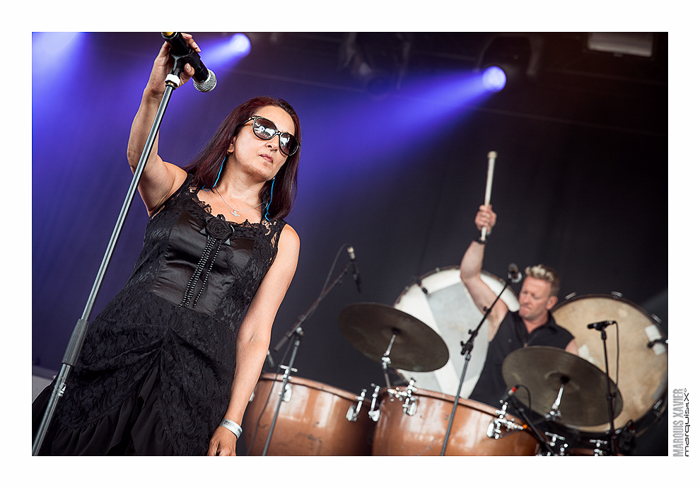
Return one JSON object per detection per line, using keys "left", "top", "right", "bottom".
{"left": 243, "top": 373, "right": 373, "bottom": 455}
{"left": 371, "top": 387, "right": 540, "bottom": 456}
{"left": 393, "top": 267, "right": 519, "bottom": 398}
{"left": 551, "top": 294, "right": 667, "bottom": 434}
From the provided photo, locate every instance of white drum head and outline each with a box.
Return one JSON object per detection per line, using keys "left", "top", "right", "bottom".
{"left": 551, "top": 294, "right": 667, "bottom": 432}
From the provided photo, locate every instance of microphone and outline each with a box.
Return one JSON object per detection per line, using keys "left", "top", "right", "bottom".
{"left": 499, "top": 385, "right": 519, "bottom": 404}
{"left": 587, "top": 320, "right": 615, "bottom": 330}
{"left": 507, "top": 263, "right": 522, "bottom": 283}
{"left": 347, "top": 246, "right": 362, "bottom": 293}
{"left": 161, "top": 32, "right": 217, "bottom": 92}
{"left": 266, "top": 350, "right": 275, "bottom": 368}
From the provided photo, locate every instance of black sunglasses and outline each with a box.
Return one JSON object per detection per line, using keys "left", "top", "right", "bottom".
{"left": 243, "top": 116, "right": 300, "bottom": 157}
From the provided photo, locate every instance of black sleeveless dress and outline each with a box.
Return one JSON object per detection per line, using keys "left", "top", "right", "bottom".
{"left": 33, "top": 174, "right": 285, "bottom": 455}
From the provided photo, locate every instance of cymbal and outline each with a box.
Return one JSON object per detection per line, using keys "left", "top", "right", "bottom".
{"left": 339, "top": 302, "right": 449, "bottom": 372}
{"left": 502, "top": 346, "right": 623, "bottom": 427}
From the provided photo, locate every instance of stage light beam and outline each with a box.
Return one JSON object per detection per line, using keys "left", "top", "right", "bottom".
{"left": 200, "top": 33, "right": 251, "bottom": 69}
{"left": 481, "top": 66, "right": 507, "bottom": 92}
{"left": 229, "top": 33, "right": 251, "bottom": 57}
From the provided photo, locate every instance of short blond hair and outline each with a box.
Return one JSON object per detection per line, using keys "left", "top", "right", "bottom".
{"left": 525, "top": 264, "right": 560, "bottom": 297}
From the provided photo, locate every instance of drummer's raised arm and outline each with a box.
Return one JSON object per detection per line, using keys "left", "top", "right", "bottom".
{"left": 460, "top": 205, "right": 508, "bottom": 340}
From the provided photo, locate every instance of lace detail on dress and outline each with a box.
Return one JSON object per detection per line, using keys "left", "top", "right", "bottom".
{"left": 192, "top": 184, "right": 214, "bottom": 216}
{"left": 53, "top": 173, "right": 286, "bottom": 455}
{"left": 190, "top": 184, "right": 275, "bottom": 234}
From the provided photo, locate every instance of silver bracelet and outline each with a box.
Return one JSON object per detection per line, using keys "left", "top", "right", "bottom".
{"left": 220, "top": 418, "right": 242, "bottom": 439}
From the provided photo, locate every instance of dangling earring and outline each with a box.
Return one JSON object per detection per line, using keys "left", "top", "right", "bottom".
{"left": 204, "top": 155, "right": 227, "bottom": 191}
{"left": 212, "top": 155, "right": 227, "bottom": 188}
{"left": 264, "top": 177, "right": 276, "bottom": 222}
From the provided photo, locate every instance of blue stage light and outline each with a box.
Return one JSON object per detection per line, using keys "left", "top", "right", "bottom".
{"left": 481, "top": 66, "right": 507, "bottom": 92}
{"left": 200, "top": 33, "right": 251, "bottom": 68}
{"left": 33, "top": 32, "right": 84, "bottom": 76}
{"left": 229, "top": 33, "right": 251, "bottom": 57}
{"left": 33, "top": 32, "right": 86, "bottom": 94}
{"left": 33, "top": 32, "right": 83, "bottom": 56}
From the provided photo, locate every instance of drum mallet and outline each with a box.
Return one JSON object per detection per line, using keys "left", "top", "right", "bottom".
{"left": 481, "top": 151, "right": 497, "bottom": 241}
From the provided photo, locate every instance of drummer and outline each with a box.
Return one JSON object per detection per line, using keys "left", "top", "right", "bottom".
{"left": 460, "top": 205, "right": 578, "bottom": 409}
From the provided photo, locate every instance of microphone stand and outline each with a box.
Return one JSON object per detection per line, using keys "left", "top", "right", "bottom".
{"left": 440, "top": 273, "right": 514, "bottom": 456}
{"left": 511, "top": 400, "right": 557, "bottom": 455}
{"left": 261, "top": 329, "right": 302, "bottom": 456}
{"left": 261, "top": 261, "right": 353, "bottom": 455}
{"left": 593, "top": 323, "right": 619, "bottom": 455}
{"left": 32, "top": 65, "right": 185, "bottom": 456}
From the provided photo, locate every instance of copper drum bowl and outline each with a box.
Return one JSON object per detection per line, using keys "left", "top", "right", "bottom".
{"left": 243, "top": 373, "right": 374, "bottom": 455}
{"left": 371, "top": 387, "right": 540, "bottom": 456}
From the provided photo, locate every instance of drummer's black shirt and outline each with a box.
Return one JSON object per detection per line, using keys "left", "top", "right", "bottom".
{"left": 469, "top": 311, "right": 574, "bottom": 409}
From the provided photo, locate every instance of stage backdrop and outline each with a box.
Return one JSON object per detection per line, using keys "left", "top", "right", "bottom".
{"left": 32, "top": 32, "right": 668, "bottom": 455}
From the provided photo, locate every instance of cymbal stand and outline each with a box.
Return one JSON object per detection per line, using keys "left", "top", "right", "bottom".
{"left": 440, "top": 275, "right": 512, "bottom": 456}
{"left": 263, "top": 260, "right": 353, "bottom": 455}
{"left": 545, "top": 377, "right": 568, "bottom": 421}
{"left": 32, "top": 60, "right": 187, "bottom": 456}
{"left": 380, "top": 330, "right": 398, "bottom": 389}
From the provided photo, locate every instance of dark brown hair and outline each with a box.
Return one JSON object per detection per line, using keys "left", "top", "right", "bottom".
{"left": 184, "top": 96, "right": 301, "bottom": 220}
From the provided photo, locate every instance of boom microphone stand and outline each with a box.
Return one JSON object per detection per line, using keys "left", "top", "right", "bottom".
{"left": 590, "top": 321, "right": 620, "bottom": 455}
{"left": 32, "top": 54, "right": 194, "bottom": 456}
{"left": 440, "top": 266, "right": 518, "bottom": 456}
{"left": 261, "top": 258, "right": 355, "bottom": 455}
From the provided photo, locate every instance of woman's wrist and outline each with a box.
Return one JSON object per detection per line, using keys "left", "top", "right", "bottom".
{"left": 220, "top": 418, "right": 242, "bottom": 439}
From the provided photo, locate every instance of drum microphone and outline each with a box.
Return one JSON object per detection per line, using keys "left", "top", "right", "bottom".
{"left": 507, "top": 263, "right": 522, "bottom": 283}
{"left": 347, "top": 246, "right": 362, "bottom": 293}
{"left": 587, "top": 320, "right": 615, "bottom": 330}
{"left": 499, "top": 385, "right": 520, "bottom": 404}
{"left": 162, "top": 32, "right": 217, "bottom": 92}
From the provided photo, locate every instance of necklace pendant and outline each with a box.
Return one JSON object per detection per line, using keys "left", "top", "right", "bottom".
{"left": 232, "top": 210, "right": 241, "bottom": 217}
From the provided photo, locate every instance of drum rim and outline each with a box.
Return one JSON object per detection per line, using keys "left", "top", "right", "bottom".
{"left": 552, "top": 293, "right": 659, "bottom": 323}
{"left": 258, "top": 372, "right": 362, "bottom": 403}
{"left": 393, "top": 265, "right": 517, "bottom": 306}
